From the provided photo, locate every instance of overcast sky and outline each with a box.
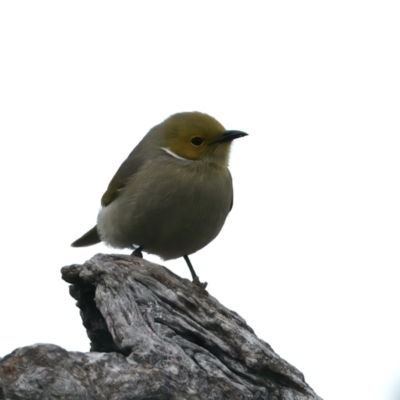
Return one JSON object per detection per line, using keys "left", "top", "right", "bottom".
{"left": 1, "top": 2, "right": 399, "bottom": 399}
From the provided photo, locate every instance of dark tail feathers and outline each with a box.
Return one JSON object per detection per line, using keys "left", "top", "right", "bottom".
{"left": 71, "top": 226, "right": 101, "bottom": 247}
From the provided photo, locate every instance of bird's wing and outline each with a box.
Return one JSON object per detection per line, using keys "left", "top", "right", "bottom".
{"left": 228, "top": 169, "right": 234, "bottom": 212}
{"left": 101, "top": 150, "right": 144, "bottom": 207}
{"left": 101, "top": 126, "right": 162, "bottom": 207}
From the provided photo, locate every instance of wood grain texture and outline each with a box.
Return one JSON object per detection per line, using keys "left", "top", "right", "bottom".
{"left": 0, "top": 254, "right": 322, "bottom": 400}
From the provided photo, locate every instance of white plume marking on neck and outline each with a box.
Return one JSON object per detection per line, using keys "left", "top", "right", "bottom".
{"left": 161, "top": 147, "right": 191, "bottom": 161}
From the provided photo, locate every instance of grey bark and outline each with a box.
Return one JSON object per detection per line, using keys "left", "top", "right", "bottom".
{"left": 0, "top": 254, "right": 322, "bottom": 400}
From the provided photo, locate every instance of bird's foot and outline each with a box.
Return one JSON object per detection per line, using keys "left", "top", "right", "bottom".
{"left": 132, "top": 246, "right": 143, "bottom": 258}
{"left": 192, "top": 276, "right": 208, "bottom": 293}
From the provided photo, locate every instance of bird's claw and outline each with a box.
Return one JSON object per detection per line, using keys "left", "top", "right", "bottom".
{"left": 132, "top": 247, "right": 143, "bottom": 258}
{"left": 192, "top": 276, "right": 208, "bottom": 293}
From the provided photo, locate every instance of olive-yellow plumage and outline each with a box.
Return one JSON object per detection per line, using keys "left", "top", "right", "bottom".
{"left": 72, "top": 111, "right": 247, "bottom": 285}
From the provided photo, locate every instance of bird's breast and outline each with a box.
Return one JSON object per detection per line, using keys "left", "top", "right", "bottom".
{"left": 97, "top": 159, "right": 233, "bottom": 259}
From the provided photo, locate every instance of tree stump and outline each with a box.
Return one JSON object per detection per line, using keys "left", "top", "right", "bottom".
{"left": 0, "top": 254, "right": 322, "bottom": 400}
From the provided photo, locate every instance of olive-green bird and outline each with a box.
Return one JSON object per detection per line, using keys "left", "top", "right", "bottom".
{"left": 72, "top": 111, "right": 248, "bottom": 287}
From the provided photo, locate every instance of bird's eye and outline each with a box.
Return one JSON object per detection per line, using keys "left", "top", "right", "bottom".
{"left": 191, "top": 136, "right": 204, "bottom": 146}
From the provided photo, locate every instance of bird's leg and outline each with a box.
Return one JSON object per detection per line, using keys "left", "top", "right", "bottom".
{"left": 183, "top": 255, "right": 208, "bottom": 290}
{"left": 132, "top": 246, "right": 143, "bottom": 258}
{"left": 183, "top": 255, "right": 197, "bottom": 280}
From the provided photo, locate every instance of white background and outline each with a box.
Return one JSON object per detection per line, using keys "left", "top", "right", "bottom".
{"left": 1, "top": 2, "right": 399, "bottom": 399}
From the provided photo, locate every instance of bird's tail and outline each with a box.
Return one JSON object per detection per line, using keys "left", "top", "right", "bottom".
{"left": 71, "top": 226, "right": 101, "bottom": 247}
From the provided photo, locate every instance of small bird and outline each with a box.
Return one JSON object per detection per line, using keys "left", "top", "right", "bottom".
{"left": 72, "top": 111, "right": 247, "bottom": 288}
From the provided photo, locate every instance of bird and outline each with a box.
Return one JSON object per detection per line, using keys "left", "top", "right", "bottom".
{"left": 71, "top": 111, "right": 248, "bottom": 288}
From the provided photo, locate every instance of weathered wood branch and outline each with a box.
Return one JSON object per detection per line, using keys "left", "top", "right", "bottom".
{"left": 0, "top": 254, "right": 322, "bottom": 400}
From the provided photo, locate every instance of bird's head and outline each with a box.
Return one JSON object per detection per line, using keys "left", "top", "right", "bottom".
{"left": 161, "top": 112, "right": 248, "bottom": 166}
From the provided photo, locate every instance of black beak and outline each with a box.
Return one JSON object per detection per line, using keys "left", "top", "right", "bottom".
{"left": 213, "top": 130, "right": 248, "bottom": 144}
